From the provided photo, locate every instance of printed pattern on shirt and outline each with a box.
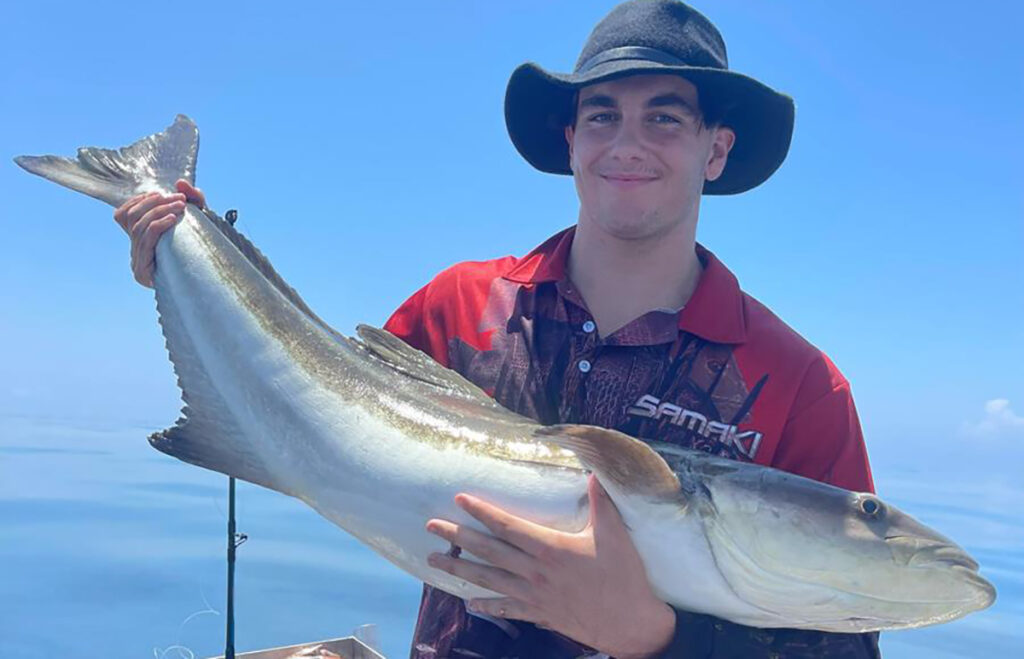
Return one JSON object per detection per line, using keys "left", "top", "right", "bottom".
{"left": 384, "top": 231, "right": 877, "bottom": 659}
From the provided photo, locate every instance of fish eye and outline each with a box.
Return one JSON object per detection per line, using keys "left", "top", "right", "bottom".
{"left": 860, "top": 497, "right": 884, "bottom": 517}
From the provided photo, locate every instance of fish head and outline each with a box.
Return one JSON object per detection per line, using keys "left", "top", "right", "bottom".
{"left": 692, "top": 460, "right": 997, "bottom": 631}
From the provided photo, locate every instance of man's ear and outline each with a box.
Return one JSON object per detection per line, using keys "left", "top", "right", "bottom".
{"left": 704, "top": 126, "right": 736, "bottom": 182}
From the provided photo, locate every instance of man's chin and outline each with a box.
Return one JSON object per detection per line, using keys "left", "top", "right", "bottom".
{"left": 594, "top": 215, "right": 665, "bottom": 241}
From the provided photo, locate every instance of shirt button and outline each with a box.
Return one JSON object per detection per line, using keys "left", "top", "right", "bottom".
{"left": 582, "top": 320, "right": 596, "bottom": 333}
{"left": 578, "top": 359, "right": 592, "bottom": 373}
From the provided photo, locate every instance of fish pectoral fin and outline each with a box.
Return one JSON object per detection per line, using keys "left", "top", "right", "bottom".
{"left": 353, "top": 324, "right": 496, "bottom": 402}
{"left": 535, "top": 424, "right": 681, "bottom": 500}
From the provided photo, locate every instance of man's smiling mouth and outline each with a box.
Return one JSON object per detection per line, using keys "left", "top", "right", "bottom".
{"left": 600, "top": 174, "right": 658, "bottom": 187}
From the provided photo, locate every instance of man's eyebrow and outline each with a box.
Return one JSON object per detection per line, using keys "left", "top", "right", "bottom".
{"left": 578, "top": 94, "right": 617, "bottom": 110}
{"left": 646, "top": 93, "right": 699, "bottom": 113}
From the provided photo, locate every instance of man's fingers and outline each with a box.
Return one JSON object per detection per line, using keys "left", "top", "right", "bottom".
{"left": 113, "top": 192, "right": 155, "bottom": 230}
{"left": 454, "top": 494, "right": 556, "bottom": 558}
{"left": 587, "top": 474, "right": 635, "bottom": 543}
{"left": 588, "top": 474, "right": 616, "bottom": 518}
{"left": 128, "top": 191, "right": 176, "bottom": 218}
{"left": 175, "top": 179, "right": 206, "bottom": 208}
{"left": 131, "top": 238, "right": 153, "bottom": 287}
{"left": 427, "top": 553, "right": 530, "bottom": 602}
{"left": 116, "top": 189, "right": 188, "bottom": 289}
{"left": 132, "top": 214, "right": 178, "bottom": 287}
{"left": 425, "top": 519, "right": 535, "bottom": 579}
{"left": 139, "top": 213, "right": 177, "bottom": 257}
{"left": 124, "top": 194, "right": 183, "bottom": 235}
{"left": 115, "top": 192, "right": 160, "bottom": 232}
{"left": 467, "top": 597, "right": 546, "bottom": 626}
{"left": 130, "top": 200, "right": 184, "bottom": 241}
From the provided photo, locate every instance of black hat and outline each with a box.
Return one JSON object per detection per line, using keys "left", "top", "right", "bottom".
{"left": 504, "top": 0, "right": 795, "bottom": 195}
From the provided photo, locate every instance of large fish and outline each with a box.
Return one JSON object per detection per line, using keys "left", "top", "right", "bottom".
{"left": 15, "top": 116, "right": 995, "bottom": 633}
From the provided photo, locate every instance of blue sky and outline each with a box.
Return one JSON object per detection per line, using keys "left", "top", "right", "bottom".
{"left": 2, "top": 0, "right": 1022, "bottom": 459}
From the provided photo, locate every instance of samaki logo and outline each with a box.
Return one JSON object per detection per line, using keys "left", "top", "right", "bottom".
{"left": 627, "top": 394, "right": 764, "bottom": 459}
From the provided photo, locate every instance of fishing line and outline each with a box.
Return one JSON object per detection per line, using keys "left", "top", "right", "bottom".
{"left": 181, "top": 587, "right": 221, "bottom": 630}
{"left": 151, "top": 585, "right": 221, "bottom": 659}
{"left": 152, "top": 645, "right": 195, "bottom": 659}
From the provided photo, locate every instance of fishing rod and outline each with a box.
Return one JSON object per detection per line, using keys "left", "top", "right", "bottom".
{"left": 226, "top": 475, "right": 248, "bottom": 659}
{"left": 223, "top": 209, "right": 247, "bottom": 659}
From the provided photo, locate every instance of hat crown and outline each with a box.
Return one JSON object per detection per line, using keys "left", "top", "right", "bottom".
{"left": 574, "top": 0, "right": 728, "bottom": 74}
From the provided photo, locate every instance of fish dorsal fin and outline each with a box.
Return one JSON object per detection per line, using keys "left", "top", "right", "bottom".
{"left": 535, "top": 424, "right": 681, "bottom": 500}
{"left": 199, "top": 207, "right": 335, "bottom": 333}
{"left": 353, "top": 324, "right": 498, "bottom": 402}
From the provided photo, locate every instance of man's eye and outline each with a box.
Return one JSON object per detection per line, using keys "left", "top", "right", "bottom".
{"left": 587, "top": 112, "right": 617, "bottom": 123}
{"left": 650, "top": 114, "right": 682, "bottom": 125}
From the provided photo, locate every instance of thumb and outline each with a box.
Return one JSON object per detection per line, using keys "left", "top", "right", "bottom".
{"left": 587, "top": 473, "right": 619, "bottom": 524}
{"left": 175, "top": 179, "right": 207, "bottom": 208}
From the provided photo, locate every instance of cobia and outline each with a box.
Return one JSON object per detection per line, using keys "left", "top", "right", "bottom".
{"left": 14, "top": 116, "right": 996, "bottom": 632}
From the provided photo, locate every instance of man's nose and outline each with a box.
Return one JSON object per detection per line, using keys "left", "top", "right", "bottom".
{"left": 607, "top": 119, "right": 646, "bottom": 162}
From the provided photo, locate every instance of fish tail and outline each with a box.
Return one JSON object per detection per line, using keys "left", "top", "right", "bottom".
{"left": 13, "top": 115, "right": 199, "bottom": 208}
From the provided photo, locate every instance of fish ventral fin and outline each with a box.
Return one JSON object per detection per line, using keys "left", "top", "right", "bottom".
{"left": 353, "top": 324, "right": 498, "bottom": 402}
{"left": 535, "top": 424, "right": 681, "bottom": 500}
{"left": 14, "top": 115, "right": 198, "bottom": 207}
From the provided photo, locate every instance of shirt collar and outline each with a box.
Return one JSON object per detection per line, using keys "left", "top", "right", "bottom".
{"left": 680, "top": 244, "right": 748, "bottom": 344}
{"left": 503, "top": 227, "right": 748, "bottom": 344}
{"left": 502, "top": 227, "right": 575, "bottom": 285}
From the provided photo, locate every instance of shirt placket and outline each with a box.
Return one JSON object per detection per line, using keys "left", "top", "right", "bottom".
{"left": 556, "top": 281, "right": 601, "bottom": 424}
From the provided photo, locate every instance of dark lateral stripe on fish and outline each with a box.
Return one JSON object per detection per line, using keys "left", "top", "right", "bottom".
{"left": 196, "top": 205, "right": 335, "bottom": 335}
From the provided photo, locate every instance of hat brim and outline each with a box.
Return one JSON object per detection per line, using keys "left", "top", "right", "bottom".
{"left": 504, "top": 59, "right": 795, "bottom": 195}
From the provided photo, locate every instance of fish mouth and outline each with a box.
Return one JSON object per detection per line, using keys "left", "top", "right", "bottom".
{"left": 890, "top": 538, "right": 997, "bottom": 609}
{"left": 885, "top": 535, "right": 980, "bottom": 571}
{"left": 908, "top": 544, "right": 980, "bottom": 572}
{"left": 959, "top": 568, "right": 998, "bottom": 608}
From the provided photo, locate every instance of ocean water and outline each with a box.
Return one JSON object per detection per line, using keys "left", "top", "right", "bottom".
{"left": 1, "top": 414, "right": 1020, "bottom": 658}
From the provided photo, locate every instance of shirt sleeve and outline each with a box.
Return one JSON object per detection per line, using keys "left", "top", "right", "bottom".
{"left": 770, "top": 353, "right": 875, "bottom": 494}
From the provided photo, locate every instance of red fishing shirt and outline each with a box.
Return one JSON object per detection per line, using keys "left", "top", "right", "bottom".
{"left": 385, "top": 227, "right": 879, "bottom": 659}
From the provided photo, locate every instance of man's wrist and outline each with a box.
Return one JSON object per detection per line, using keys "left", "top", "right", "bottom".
{"left": 614, "top": 600, "right": 677, "bottom": 659}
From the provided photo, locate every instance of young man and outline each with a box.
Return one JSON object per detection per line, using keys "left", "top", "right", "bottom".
{"left": 114, "top": 2, "right": 879, "bottom": 657}
{"left": 385, "top": 3, "right": 879, "bottom": 658}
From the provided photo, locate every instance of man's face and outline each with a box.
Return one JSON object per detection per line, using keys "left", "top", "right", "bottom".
{"left": 565, "top": 74, "right": 734, "bottom": 241}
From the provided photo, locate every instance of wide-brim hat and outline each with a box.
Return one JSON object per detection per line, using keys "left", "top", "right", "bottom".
{"left": 504, "top": 0, "right": 795, "bottom": 195}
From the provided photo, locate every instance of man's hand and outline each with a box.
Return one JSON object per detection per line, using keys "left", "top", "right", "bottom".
{"left": 112, "top": 179, "right": 206, "bottom": 287}
{"left": 425, "top": 475, "right": 676, "bottom": 659}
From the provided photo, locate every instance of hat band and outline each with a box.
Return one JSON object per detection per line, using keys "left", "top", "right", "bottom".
{"left": 576, "top": 46, "right": 689, "bottom": 74}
